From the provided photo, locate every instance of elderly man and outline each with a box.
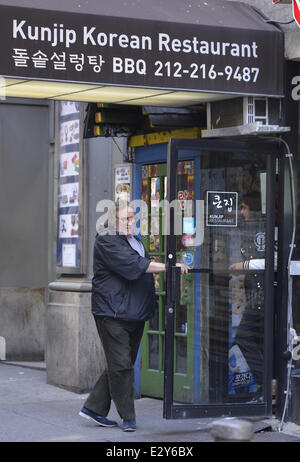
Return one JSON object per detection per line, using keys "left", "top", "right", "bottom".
{"left": 79, "top": 201, "right": 188, "bottom": 431}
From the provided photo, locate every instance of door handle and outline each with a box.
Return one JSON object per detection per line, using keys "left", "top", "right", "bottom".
{"left": 171, "top": 265, "right": 181, "bottom": 302}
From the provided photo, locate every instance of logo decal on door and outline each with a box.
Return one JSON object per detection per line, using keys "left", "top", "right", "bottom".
{"left": 254, "top": 232, "right": 266, "bottom": 252}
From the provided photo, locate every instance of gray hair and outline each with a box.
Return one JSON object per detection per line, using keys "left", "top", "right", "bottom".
{"left": 105, "top": 200, "right": 133, "bottom": 228}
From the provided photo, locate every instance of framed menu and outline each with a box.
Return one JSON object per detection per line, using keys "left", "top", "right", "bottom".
{"left": 114, "top": 164, "right": 131, "bottom": 202}
{"left": 54, "top": 101, "right": 85, "bottom": 273}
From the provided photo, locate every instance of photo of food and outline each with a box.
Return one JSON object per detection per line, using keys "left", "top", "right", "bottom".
{"left": 60, "top": 120, "right": 80, "bottom": 147}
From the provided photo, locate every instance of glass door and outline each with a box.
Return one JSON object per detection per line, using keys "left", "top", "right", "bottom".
{"left": 140, "top": 162, "right": 194, "bottom": 402}
{"left": 140, "top": 163, "right": 167, "bottom": 398}
{"left": 164, "top": 138, "right": 276, "bottom": 419}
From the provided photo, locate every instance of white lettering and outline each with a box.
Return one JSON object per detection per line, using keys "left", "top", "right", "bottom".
{"left": 192, "top": 37, "right": 199, "bottom": 53}
{"left": 113, "top": 57, "right": 146, "bottom": 75}
{"left": 125, "top": 58, "right": 135, "bottom": 74}
{"left": 211, "top": 41, "right": 221, "bottom": 55}
{"left": 51, "top": 24, "right": 58, "bottom": 47}
{"left": 119, "top": 34, "right": 129, "bottom": 48}
{"left": 106, "top": 447, "right": 141, "bottom": 459}
{"left": 27, "top": 25, "right": 38, "bottom": 41}
{"left": 13, "top": 19, "right": 26, "bottom": 39}
{"left": 159, "top": 33, "right": 171, "bottom": 51}
{"left": 230, "top": 43, "right": 240, "bottom": 57}
{"left": 130, "top": 35, "right": 140, "bottom": 49}
{"left": 291, "top": 76, "right": 300, "bottom": 101}
{"left": 172, "top": 38, "right": 182, "bottom": 52}
{"left": 97, "top": 32, "right": 108, "bottom": 46}
{"left": 252, "top": 42, "right": 258, "bottom": 58}
{"left": 241, "top": 43, "right": 251, "bottom": 58}
{"left": 199, "top": 40, "right": 209, "bottom": 54}
{"left": 83, "top": 28, "right": 151, "bottom": 50}
{"left": 113, "top": 57, "right": 123, "bottom": 73}
{"left": 158, "top": 32, "right": 258, "bottom": 58}
{"left": 108, "top": 33, "right": 118, "bottom": 47}
{"left": 136, "top": 59, "right": 146, "bottom": 75}
{"left": 83, "top": 26, "right": 96, "bottom": 45}
{"left": 65, "top": 29, "right": 76, "bottom": 48}
{"left": 40, "top": 26, "right": 51, "bottom": 42}
{"left": 141, "top": 36, "right": 152, "bottom": 50}
{"left": 13, "top": 20, "right": 77, "bottom": 47}
{"left": 12, "top": 19, "right": 259, "bottom": 60}
{"left": 182, "top": 39, "right": 192, "bottom": 53}
{"left": 222, "top": 42, "right": 230, "bottom": 55}
{"left": 292, "top": 341, "right": 300, "bottom": 361}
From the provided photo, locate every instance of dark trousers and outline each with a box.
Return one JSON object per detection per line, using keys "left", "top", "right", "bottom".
{"left": 234, "top": 304, "right": 264, "bottom": 389}
{"left": 84, "top": 316, "right": 145, "bottom": 421}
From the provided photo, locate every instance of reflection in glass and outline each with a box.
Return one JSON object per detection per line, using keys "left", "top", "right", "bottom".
{"left": 141, "top": 164, "right": 166, "bottom": 395}
{"left": 162, "top": 296, "right": 166, "bottom": 331}
{"left": 176, "top": 304, "right": 187, "bottom": 334}
{"left": 149, "top": 304, "right": 159, "bottom": 331}
{"left": 172, "top": 151, "right": 267, "bottom": 406}
{"left": 149, "top": 334, "right": 159, "bottom": 370}
{"left": 176, "top": 337, "right": 187, "bottom": 374}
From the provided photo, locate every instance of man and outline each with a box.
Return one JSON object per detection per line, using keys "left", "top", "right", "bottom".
{"left": 79, "top": 201, "right": 188, "bottom": 431}
{"left": 230, "top": 191, "right": 266, "bottom": 400}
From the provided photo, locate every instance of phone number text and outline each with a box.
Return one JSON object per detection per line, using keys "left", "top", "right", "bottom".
{"left": 154, "top": 61, "right": 259, "bottom": 82}
{"left": 112, "top": 58, "right": 260, "bottom": 83}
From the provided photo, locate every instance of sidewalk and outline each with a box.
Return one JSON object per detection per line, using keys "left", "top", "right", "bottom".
{"left": 0, "top": 361, "right": 300, "bottom": 443}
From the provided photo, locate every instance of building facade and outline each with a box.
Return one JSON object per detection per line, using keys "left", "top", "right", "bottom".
{"left": 0, "top": 0, "right": 299, "bottom": 425}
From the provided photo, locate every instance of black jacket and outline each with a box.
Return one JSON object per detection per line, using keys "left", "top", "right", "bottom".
{"left": 240, "top": 215, "right": 266, "bottom": 270}
{"left": 240, "top": 215, "right": 266, "bottom": 309}
{"left": 91, "top": 232, "right": 157, "bottom": 322}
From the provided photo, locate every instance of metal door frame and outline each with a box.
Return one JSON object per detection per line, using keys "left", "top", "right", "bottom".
{"left": 163, "top": 137, "right": 277, "bottom": 419}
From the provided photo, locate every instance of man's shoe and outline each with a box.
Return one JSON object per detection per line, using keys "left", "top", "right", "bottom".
{"left": 79, "top": 407, "right": 117, "bottom": 427}
{"left": 121, "top": 419, "right": 136, "bottom": 432}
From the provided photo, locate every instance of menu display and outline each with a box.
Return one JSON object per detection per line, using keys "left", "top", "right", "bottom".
{"left": 115, "top": 165, "right": 131, "bottom": 202}
{"left": 55, "top": 101, "right": 83, "bottom": 272}
{"left": 59, "top": 151, "right": 80, "bottom": 178}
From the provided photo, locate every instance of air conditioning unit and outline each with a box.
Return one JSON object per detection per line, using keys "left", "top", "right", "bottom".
{"left": 203, "top": 96, "right": 290, "bottom": 137}
{"left": 207, "top": 96, "right": 283, "bottom": 128}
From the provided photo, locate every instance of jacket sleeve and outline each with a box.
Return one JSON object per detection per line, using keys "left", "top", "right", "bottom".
{"left": 244, "top": 259, "right": 265, "bottom": 270}
{"left": 244, "top": 252, "right": 278, "bottom": 271}
{"left": 95, "top": 235, "right": 151, "bottom": 280}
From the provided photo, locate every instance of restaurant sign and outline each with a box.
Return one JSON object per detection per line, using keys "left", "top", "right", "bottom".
{"left": 0, "top": 5, "right": 284, "bottom": 96}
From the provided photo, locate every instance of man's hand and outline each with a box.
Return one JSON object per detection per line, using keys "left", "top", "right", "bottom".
{"left": 229, "top": 261, "right": 244, "bottom": 277}
{"left": 176, "top": 262, "right": 189, "bottom": 274}
{"left": 146, "top": 262, "right": 189, "bottom": 274}
{"left": 229, "top": 262, "right": 244, "bottom": 271}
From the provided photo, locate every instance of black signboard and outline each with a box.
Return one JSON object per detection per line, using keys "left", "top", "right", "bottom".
{"left": 206, "top": 191, "right": 238, "bottom": 227}
{"left": 0, "top": 5, "right": 284, "bottom": 96}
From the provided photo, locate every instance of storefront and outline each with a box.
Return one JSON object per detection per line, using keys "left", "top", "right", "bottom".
{"left": 129, "top": 136, "right": 280, "bottom": 418}
{"left": 0, "top": 0, "right": 297, "bottom": 423}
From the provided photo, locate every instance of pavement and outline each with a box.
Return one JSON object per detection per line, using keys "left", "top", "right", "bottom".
{"left": 1, "top": 361, "right": 300, "bottom": 445}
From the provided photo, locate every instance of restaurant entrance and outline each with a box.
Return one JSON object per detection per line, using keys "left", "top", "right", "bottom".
{"left": 132, "top": 137, "right": 278, "bottom": 418}
{"left": 163, "top": 138, "right": 278, "bottom": 418}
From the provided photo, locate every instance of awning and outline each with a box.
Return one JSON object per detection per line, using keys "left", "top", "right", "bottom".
{"left": 0, "top": 0, "right": 285, "bottom": 105}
